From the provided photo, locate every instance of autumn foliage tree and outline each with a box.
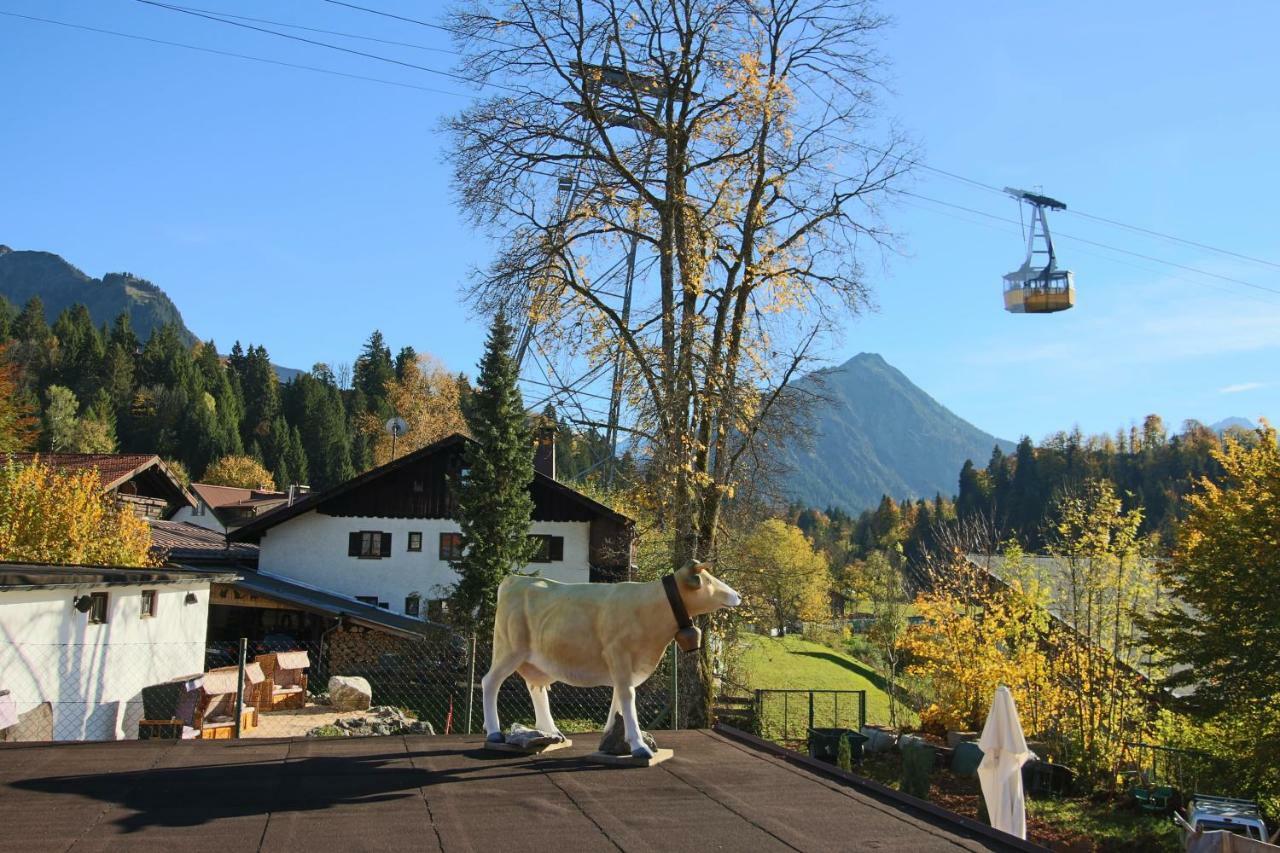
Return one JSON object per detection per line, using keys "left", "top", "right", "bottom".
{"left": 359, "top": 354, "right": 469, "bottom": 466}
{"left": 727, "top": 519, "right": 830, "bottom": 636}
{"left": 0, "top": 345, "right": 38, "bottom": 452}
{"left": 448, "top": 0, "right": 907, "bottom": 566}
{"left": 202, "top": 455, "right": 276, "bottom": 491}
{"left": 1145, "top": 424, "right": 1280, "bottom": 800}
{"left": 0, "top": 458, "right": 152, "bottom": 566}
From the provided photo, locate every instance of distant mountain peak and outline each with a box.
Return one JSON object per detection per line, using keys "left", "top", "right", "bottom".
{"left": 777, "top": 354, "right": 1011, "bottom": 512}
{"left": 1211, "top": 416, "right": 1257, "bottom": 433}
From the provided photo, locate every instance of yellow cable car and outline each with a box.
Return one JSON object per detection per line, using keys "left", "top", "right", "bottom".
{"left": 1003, "top": 188, "right": 1075, "bottom": 314}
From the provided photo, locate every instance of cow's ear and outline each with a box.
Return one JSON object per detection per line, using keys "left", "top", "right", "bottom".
{"left": 679, "top": 560, "right": 703, "bottom": 588}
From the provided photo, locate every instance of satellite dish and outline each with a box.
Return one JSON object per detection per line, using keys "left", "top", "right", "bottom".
{"left": 385, "top": 416, "right": 409, "bottom": 460}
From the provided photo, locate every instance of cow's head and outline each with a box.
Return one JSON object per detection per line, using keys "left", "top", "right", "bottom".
{"left": 677, "top": 559, "right": 742, "bottom": 616}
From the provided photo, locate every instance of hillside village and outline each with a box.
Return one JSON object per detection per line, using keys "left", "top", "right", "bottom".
{"left": 3, "top": 2, "right": 1279, "bottom": 852}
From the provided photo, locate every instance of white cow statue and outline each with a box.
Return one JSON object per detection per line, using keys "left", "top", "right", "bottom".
{"left": 482, "top": 559, "right": 741, "bottom": 758}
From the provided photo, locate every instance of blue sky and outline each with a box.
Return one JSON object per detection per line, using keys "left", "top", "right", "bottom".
{"left": 2, "top": 1, "right": 1277, "bottom": 443}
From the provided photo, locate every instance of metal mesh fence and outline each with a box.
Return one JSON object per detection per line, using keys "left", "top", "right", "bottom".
{"left": 753, "top": 689, "right": 867, "bottom": 751}
{"left": 0, "top": 630, "right": 701, "bottom": 743}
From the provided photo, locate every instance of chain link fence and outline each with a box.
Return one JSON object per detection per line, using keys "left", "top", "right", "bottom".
{"left": 0, "top": 629, "right": 702, "bottom": 743}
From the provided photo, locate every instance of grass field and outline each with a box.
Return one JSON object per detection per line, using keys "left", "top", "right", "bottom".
{"left": 734, "top": 633, "right": 916, "bottom": 742}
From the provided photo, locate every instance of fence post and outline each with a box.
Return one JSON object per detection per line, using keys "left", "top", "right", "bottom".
{"left": 234, "top": 637, "right": 247, "bottom": 739}
{"left": 859, "top": 690, "right": 866, "bottom": 731}
{"left": 808, "top": 691, "right": 814, "bottom": 733}
{"left": 670, "top": 642, "right": 679, "bottom": 731}
{"left": 754, "top": 689, "right": 762, "bottom": 737}
{"left": 465, "top": 634, "right": 477, "bottom": 735}
{"left": 835, "top": 692, "right": 840, "bottom": 729}
{"left": 783, "top": 692, "right": 789, "bottom": 741}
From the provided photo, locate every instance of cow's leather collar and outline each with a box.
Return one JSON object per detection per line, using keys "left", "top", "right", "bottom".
{"left": 662, "top": 574, "right": 701, "bottom": 652}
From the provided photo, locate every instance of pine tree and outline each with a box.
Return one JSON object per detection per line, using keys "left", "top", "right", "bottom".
{"left": 354, "top": 330, "right": 395, "bottom": 416}
{"left": 0, "top": 346, "right": 38, "bottom": 452}
{"left": 449, "top": 314, "right": 535, "bottom": 631}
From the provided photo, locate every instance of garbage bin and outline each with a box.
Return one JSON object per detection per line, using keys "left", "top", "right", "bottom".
{"left": 808, "top": 728, "right": 868, "bottom": 765}
{"left": 951, "top": 741, "right": 984, "bottom": 777}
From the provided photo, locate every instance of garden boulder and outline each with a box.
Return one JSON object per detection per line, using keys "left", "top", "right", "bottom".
{"left": 327, "top": 676, "right": 373, "bottom": 711}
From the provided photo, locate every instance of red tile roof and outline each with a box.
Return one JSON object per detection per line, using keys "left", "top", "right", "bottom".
{"left": 190, "top": 482, "right": 287, "bottom": 510}
{"left": 5, "top": 452, "right": 161, "bottom": 491}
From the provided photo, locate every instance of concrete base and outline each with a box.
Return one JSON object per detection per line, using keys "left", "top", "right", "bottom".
{"left": 585, "top": 748, "right": 674, "bottom": 768}
{"left": 483, "top": 738, "right": 573, "bottom": 755}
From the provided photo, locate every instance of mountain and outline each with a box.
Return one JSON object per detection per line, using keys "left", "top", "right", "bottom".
{"left": 776, "top": 353, "right": 1012, "bottom": 513}
{"left": 1210, "top": 417, "right": 1256, "bottom": 433}
{"left": 0, "top": 245, "right": 196, "bottom": 345}
{"left": 0, "top": 244, "right": 301, "bottom": 381}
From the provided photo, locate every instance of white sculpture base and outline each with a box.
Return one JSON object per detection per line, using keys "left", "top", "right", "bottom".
{"left": 585, "top": 748, "right": 674, "bottom": 767}
{"left": 483, "top": 738, "right": 574, "bottom": 755}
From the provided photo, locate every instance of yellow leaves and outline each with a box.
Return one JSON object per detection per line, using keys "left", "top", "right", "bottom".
{"left": 0, "top": 458, "right": 154, "bottom": 567}
{"left": 362, "top": 354, "right": 469, "bottom": 467}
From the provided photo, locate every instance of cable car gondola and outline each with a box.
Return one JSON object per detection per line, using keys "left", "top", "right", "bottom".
{"left": 1003, "top": 187, "right": 1075, "bottom": 313}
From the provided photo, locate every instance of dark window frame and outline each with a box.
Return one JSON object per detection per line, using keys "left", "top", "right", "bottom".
{"left": 140, "top": 589, "right": 157, "bottom": 619}
{"left": 527, "top": 534, "right": 565, "bottom": 563}
{"left": 439, "top": 532, "right": 464, "bottom": 561}
{"left": 88, "top": 592, "right": 109, "bottom": 624}
{"left": 348, "top": 530, "right": 391, "bottom": 559}
{"left": 407, "top": 531, "right": 423, "bottom": 552}
{"left": 404, "top": 594, "right": 421, "bottom": 617}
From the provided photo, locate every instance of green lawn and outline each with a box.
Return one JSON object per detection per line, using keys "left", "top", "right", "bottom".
{"left": 733, "top": 634, "right": 915, "bottom": 742}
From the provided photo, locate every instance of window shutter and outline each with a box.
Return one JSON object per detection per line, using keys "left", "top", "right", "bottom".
{"left": 348, "top": 532, "right": 360, "bottom": 556}
{"left": 549, "top": 536, "right": 564, "bottom": 561}
{"left": 381, "top": 532, "right": 392, "bottom": 557}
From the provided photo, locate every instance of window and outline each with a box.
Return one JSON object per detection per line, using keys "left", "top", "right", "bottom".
{"left": 407, "top": 532, "right": 422, "bottom": 552}
{"left": 193, "top": 502, "right": 205, "bottom": 517}
{"left": 528, "top": 535, "right": 565, "bottom": 563}
{"left": 140, "top": 589, "right": 157, "bottom": 619}
{"left": 348, "top": 531, "right": 391, "bottom": 559}
{"left": 404, "top": 594, "right": 421, "bottom": 617}
{"left": 88, "top": 592, "right": 109, "bottom": 624}
{"left": 439, "top": 532, "right": 464, "bottom": 561}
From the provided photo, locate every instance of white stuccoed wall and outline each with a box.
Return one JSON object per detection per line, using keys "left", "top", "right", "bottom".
{"left": 0, "top": 583, "right": 210, "bottom": 740}
{"left": 256, "top": 511, "right": 590, "bottom": 611}
{"left": 170, "top": 501, "right": 226, "bottom": 533}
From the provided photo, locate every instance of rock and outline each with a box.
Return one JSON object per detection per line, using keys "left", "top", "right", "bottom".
{"left": 307, "top": 705, "right": 434, "bottom": 738}
{"left": 598, "top": 712, "right": 659, "bottom": 756}
{"left": 327, "top": 676, "right": 372, "bottom": 711}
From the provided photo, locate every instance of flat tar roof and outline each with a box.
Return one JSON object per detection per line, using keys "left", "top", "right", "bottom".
{"left": 0, "top": 729, "right": 1040, "bottom": 852}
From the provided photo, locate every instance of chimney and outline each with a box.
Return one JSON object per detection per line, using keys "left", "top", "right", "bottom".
{"left": 533, "top": 425, "right": 556, "bottom": 480}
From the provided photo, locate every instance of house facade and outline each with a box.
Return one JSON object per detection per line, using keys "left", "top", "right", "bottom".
{"left": 231, "top": 433, "right": 634, "bottom": 619}
{"left": 0, "top": 564, "right": 235, "bottom": 741}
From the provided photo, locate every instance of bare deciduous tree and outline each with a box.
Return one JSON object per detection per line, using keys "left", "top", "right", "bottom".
{"left": 448, "top": 0, "right": 909, "bottom": 563}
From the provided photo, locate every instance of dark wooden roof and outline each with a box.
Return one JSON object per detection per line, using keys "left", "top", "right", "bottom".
{"left": 149, "top": 520, "right": 260, "bottom": 564}
{"left": 4, "top": 452, "right": 194, "bottom": 511}
{"left": 0, "top": 561, "right": 239, "bottom": 590}
{"left": 230, "top": 433, "right": 630, "bottom": 543}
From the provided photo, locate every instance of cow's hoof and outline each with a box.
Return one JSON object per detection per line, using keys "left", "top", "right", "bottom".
{"left": 630, "top": 746, "right": 655, "bottom": 760}
{"left": 486, "top": 731, "right": 505, "bottom": 744}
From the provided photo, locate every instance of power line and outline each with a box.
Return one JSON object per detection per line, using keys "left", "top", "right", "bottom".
{"left": 133, "top": 0, "right": 517, "bottom": 93}
{"left": 0, "top": 10, "right": 473, "bottom": 97}
{"left": 155, "top": 3, "right": 459, "bottom": 56}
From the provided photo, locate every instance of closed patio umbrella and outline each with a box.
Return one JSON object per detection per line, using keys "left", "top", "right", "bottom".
{"left": 978, "top": 686, "right": 1033, "bottom": 839}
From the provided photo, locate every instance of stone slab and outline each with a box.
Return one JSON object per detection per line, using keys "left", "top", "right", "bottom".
{"left": 584, "top": 747, "right": 674, "bottom": 767}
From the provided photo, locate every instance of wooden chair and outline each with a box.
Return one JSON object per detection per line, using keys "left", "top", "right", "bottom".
{"left": 256, "top": 651, "right": 310, "bottom": 711}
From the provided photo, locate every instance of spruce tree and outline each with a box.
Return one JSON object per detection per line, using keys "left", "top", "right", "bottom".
{"left": 450, "top": 313, "right": 535, "bottom": 631}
